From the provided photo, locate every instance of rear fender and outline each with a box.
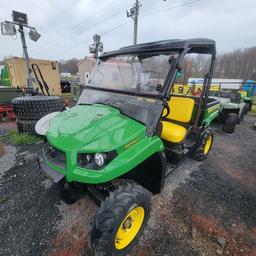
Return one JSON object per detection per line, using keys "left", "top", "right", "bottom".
{"left": 203, "top": 101, "right": 220, "bottom": 126}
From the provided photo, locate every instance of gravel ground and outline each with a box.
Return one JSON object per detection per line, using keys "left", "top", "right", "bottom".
{"left": 0, "top": 115, "right": 255, "bottom": 256}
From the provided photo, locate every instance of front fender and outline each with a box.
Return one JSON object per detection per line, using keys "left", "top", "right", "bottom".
{"left": 68, "top": 136, "right": 165, "bottom": 184}
{"left": 35, "top": 112, "right": 60, "bottom": 135}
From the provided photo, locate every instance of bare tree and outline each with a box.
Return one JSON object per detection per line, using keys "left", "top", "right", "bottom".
{"left": 58, "top": 58, "right": 79, "bottom": 75}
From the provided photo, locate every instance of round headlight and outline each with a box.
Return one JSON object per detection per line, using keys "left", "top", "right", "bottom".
{"left": 94, "top": 153, "right": 105, "bottom": 167}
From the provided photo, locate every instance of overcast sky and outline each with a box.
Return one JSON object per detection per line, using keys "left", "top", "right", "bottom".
{"left": 0, "top": 0, "right": 255, "bottom": 61}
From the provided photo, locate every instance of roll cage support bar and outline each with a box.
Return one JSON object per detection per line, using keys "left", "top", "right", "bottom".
{"left": 86, "top": 40, "right": 216, "bottom": 136}
{"left": 151, "top": 46, "right": 216, "bottom": 136}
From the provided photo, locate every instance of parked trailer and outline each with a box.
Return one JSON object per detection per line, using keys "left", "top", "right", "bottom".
{"left": 2, "top": 57, "right": 62, "bottom": 96}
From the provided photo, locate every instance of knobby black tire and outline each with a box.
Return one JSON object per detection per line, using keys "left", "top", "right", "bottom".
{"left": 223, "top": 113, "right": 238, "bottom": 134}
{"left": 194, "top": 128, "right": 214, "bottom": 161}
{"left": 90, "top": 181, "right": 152, "bottom": 256}
{"left": 16, "top": 119, "right": 38, "bottom": 135}
{"left": 11, "top": 96, "right": 63, "bottom": 120}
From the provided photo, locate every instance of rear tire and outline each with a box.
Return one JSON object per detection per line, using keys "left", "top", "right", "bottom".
{"left": 223, "top": 113, "right": 238, "bottom": 134}
{"left": 90, "top": 182, "right": 152, "bottom": 256}
{"left": 11, "top": 96, "right": 63, "bottom": 120}
{"left": 16, "top": 119, "right": 38, "bottom": 135}
{"left": 194, "top": 128, "right": 214, "bottom": 161}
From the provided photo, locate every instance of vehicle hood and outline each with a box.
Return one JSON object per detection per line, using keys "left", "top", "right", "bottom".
{"left": 46, "top": 104, "right": 146, "bottom": 152}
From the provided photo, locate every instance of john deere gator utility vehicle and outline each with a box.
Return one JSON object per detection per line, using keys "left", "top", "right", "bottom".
{"left": 38, "top": 38, "right": 219, "bottom": 256}
{"left": 209, "top": 89, "right": 246, "bottom": 133}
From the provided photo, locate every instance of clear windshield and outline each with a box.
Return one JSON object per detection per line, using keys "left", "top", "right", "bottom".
{"left": 78, "top": 52, "right": 179, "bottom": 128}
{"left": 78, "top": 89, "right": 162, "bottom": 128}
{"left": 88, "top": 53, "right": 179, "bottom": 95}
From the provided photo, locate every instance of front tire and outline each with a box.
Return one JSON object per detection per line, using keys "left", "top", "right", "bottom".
{"left": 223, "top": 113, "right": 238, "bottom": 134}
{"left": 90, "top": 182, "right": 152, "bottom": 256}
{"left": 194, "top": 128, "right": 214, "bottom": 161}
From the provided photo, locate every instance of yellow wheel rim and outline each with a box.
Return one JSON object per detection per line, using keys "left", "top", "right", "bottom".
{"left": 204, "top": 135, "right": 212, "bottom": 155}
{"left": 115, "top": 206, "right": 145, "bottom": 250}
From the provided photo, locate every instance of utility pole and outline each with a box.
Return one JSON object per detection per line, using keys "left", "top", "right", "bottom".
{"left": 1, "top": 10, "right": 41, "bottom": 89}
{"left": 126, "top": 0, "right": 167, "bottom": 45}
{"left": 19, "top": 25, "right": 33, "bottom": 88}
{"left": 126, "top": 0, "right": 141, "bottom": 45}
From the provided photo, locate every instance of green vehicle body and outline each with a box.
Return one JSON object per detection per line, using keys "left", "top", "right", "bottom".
{"left": 39, "top": 38, "right": 221, "bottom": 255}
{"left": 210, "top": 95, "right": 246, "bottom": 122}
{"left": 0, "top": 64, "right": 11, "bottom": 86}
{"left": 44, "top": 100, "right": 218, "bottom": 187}
{"left": 45, "top": 104, "right": 163, "bottom": 184}
{"left": 40, "top": 39, "right": 220, "bottom": 195}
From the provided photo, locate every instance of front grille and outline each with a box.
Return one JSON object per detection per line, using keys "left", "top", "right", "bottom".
{"left": 43, "top": 142, "right": 66, "bottom": 170}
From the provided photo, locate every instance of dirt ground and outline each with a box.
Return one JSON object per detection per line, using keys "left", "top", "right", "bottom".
{"left": 0, "top": 115, "right": 256, "bottom": 256}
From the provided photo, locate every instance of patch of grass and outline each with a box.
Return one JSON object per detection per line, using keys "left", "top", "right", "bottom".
{"left": 0, "top": 197, "right": 8, "bottom": 204}
{"left": 8, "top": 130, "right": 41, "bottom": 145}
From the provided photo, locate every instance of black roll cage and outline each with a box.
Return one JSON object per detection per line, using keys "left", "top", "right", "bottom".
{"left": 86, "top": 38, "right": 216, "bottom": 136}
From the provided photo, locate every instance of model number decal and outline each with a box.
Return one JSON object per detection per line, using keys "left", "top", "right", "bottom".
{"left": 208, "top": 105, "right": 220, "bottom": 114}
{"left": 125, "top": 138, "right": 140, "bottom": 150}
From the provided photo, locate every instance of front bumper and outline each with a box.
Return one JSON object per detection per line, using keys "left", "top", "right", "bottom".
{"left": 39, "top": 136, "right": 164, "bottom": 184}
{"left": 38, "top": 157, "right": 64, "bottom": 183}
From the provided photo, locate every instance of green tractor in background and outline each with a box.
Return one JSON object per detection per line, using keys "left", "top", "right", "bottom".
{"left": 0, "top": 64, "right": 11, "bottom": 86}
{"left": 37, "top": 39, "right": 220, "bottom": 256}
{"left": 240, "top": 80, "right": 255, "bottom": 113}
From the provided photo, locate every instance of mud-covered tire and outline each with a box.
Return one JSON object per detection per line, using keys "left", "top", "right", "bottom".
{"left": 16, "top": 119, "right": 38, "bottom": 135}
{"left": 223, "top": 113, "right": 238, "bottom": 134}
{"left": 11, "top": 96, "right": 63, "bottom": 120}
{"left": 90, "top": 182, "right": 152, "bottom": 256}
{"left": 194, "top": 128, "right": 214, "bottom": 161}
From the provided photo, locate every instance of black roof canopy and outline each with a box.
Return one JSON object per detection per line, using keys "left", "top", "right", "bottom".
{"left": 100, "top": 38, "right": 216, "bottom": 59}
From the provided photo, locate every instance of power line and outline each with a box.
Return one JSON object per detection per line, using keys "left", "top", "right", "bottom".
{"left": 72, "top": 7, "right": 128, "bottom": 34}
{"left": 101, "top": 21, "right": 131, "bottom": 36}
{"left": 49, "top": 20, "right": 132, "bottom": 58}
{"left": 50, "top": 0, "right": 201, "bottom": 58}
{"left": 35, "top": 1, "right": 130, "bottom": 52}
{"left": 141, "top": 0, "right": 200, "bottom": 18}
{"left": 70, "top": 0, "right": 129, "bottom": 30}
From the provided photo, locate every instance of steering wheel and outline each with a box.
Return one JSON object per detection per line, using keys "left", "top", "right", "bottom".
{"left": 162, "top": 102, "right": 170, "bottom": 118}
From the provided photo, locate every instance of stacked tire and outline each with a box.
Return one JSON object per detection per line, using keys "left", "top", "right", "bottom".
{"left": 11, "top": 96, "right": 64, "bottom": 135}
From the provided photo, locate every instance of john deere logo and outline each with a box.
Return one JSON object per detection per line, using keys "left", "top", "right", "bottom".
{"left": 125, "top": 138, "right": 140, "bottom": 150}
